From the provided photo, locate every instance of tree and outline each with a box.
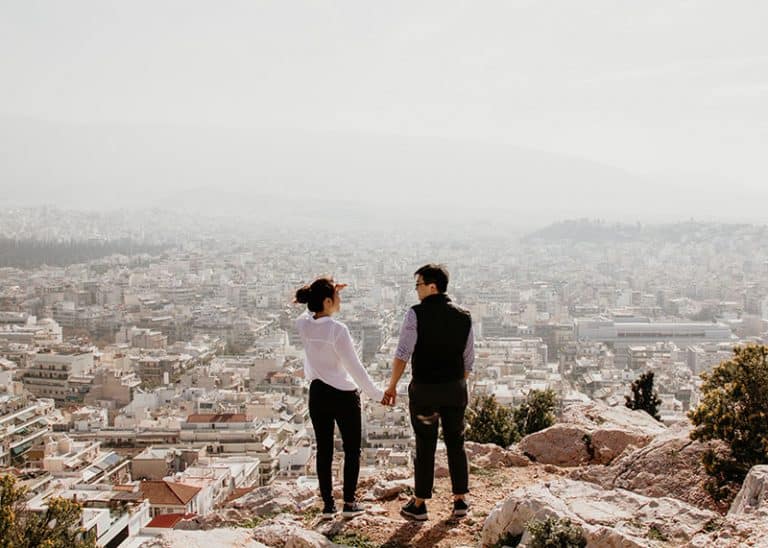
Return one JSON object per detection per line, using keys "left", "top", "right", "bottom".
{"left": 688, "top": 345, "right": 768, "bottom": 500}
{"left": 465, "top": 394, "right": 518, "bottom": 448}
{"left": 0, "top": 474, "right": 96, "bottom": 548}
{"left": 514, "top": 389, "right": 558, "bottom": 437}
{"left": 625, "top": 371, "right": 662, "bottom": 421}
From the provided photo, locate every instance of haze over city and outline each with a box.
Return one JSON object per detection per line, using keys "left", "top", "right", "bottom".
{"left": 1, "top": 1, "right": 767, "bottom": 225}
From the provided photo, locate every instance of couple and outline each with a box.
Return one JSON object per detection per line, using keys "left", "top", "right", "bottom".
{"left": 295, "top": 264, "right": 474, "bottom": 521}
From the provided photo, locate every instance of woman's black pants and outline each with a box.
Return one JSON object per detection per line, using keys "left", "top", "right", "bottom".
{"left": 308, "top": 379, "right": 362, "bottom": 505}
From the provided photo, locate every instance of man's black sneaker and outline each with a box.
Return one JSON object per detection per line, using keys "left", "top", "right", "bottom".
{"left": 342, "top": 502, "right": 365, "bottom": 518}
{"left": 320, "top": 502, "right": 337, "bottom": 520}
{"left": 452, "top": 498, "right": 469, "bottom": 518}
{"left": 400, "top": 499, "right": 428, "bottom": 521}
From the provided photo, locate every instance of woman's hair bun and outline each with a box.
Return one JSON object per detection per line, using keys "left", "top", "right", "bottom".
{"left": 295, "top": 286, "right": 311, "bottom": 304}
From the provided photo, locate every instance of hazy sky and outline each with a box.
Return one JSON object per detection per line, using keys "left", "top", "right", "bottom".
{"left": 1, "top": 1, "right": 767, "bottom": 221}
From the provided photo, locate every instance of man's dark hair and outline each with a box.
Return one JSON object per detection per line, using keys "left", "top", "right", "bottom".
{"left": 414, "top": 264, "right": 449, "bottom": 293}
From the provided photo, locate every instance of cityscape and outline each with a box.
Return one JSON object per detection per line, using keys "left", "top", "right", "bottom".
{"left": 1, "top": 206, "right": 767, "bottom": 545}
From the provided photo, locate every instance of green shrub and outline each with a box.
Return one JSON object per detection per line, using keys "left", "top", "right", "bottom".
{"left": 625, "top": 371, "right": 662, "bottom": 421}
{"left": 526, "top": 517, "right": 587, "bottom": 548}
{"left": 465, "top": 394, "right": 519, "bottom": 447}
{"left": 688, "top": 345, "right": 768, "bottom": 500}
{"left": 514, "top": 389, "right": 558, "bottom": 437}
{"left": 0, "top": 474, "right": 96, "bottom": 548}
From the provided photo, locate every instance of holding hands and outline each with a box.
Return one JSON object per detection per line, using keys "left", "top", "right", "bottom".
{"left": 381, "top": 386, "right": 397, "bottom": 406}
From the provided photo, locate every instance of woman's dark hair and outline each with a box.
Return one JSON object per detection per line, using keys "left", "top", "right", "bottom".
{"left": 414, "top": 263, "right": 449, "bottom": 293}
{"left": 295, "top": 277, "right": 335, "bottom": 313}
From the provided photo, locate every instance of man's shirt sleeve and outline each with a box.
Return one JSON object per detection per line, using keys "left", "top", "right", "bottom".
{"left": 464, "top": 322, "right": 475, "bottom": 373}
{"left": 394, "top": 308, "right": 418, "bottom": 362}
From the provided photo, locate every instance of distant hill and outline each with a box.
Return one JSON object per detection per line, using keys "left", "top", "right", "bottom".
{"left": 523, "top": 219, "right": 641, "bottom": 243}
{"left": 524, "top": 219, "right": 767, "bottom": 243}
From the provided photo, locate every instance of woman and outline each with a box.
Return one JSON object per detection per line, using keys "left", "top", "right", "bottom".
{"left": 294, "top": 277, "right": 386, "bottom": 519}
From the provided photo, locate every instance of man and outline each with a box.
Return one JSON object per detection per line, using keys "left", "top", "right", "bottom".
{"left": 384, "top": 263, "right": 474, "bottom": 521}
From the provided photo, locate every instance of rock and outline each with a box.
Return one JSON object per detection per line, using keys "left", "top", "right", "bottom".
{"left": 517, "top": 402, "right": 664, "bottom": 467}
{"left": 571, "top": 423, "right": 728, "bottom": 512}
{"left": 728, "top": 465, "right": 768, "bottom": 517}
{"left": 139, "top": 530, "right": 269, "bottom": 548}
{"left": 465, "top": 441, "right": 530, "bottom": 468}
{"left": 481, "top": 478, "right": 718, "bottom": 547}
{"left": 250, "top": 516, "right": 318, "bottom": 547}
{"left": 231, "top": 483, "right": 315, "bottom": 515}
{"left": 371, "top": 479, "right": 412, "bottom": 500}
{"left": 517, "top": 425, "right": 592, "bottom": 466}
{"left": 686, "top": 466, "right": 768, "bottom": 546}
{"left": 560, "top": 400, "right": 667, "bottom": 435}
{"left": 285, "top": 528, "right": 336, "bottom": 548}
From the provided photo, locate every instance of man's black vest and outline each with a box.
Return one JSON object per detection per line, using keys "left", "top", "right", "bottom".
{"left": 411, "top": 293, "right": 472, "bottom": 384}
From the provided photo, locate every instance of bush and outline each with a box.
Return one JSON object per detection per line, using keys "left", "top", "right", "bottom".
{"left": 526, "top": 517, "right": 587, "bottom": 548}
{"left": 625, "top": 371, "right": 662, "bottom": 421}
{"left": 688, "top": 345, "right": 768, "bottom": 500}
{"left": 465, "top": 394, "right": 518, "bottom": 447}
{"left": 514, "top": 389, "right": 558, "bottom": 437}
{"left": 0, "top": 474, "right": 96, "bottom": 548}
{"left": 465, "top": 390, "right": 560, "bottom": 449}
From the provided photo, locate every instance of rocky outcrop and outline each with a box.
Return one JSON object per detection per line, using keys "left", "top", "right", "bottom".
{"left": 465, "top": 441, "right": 530, "bottom": 468}
{"left": 686, "top": 465, "right": 768, "bottom": 547}
{"left": 139, "top": 529, "right": 270, "bottom": 548}
{"left": 251, "top": 516, "right": 338, "bottom": 548}
{"left": 517, "top": 401, "right": 666, "bottom": 467}
{"left": 571, "top": 423, "right": 729, "bottom": 512}
{"left": 176, "top": 483, "right": 317, "bottom": 530}
{"left": 481, "top": 478, "right": 718, "bottom": 547}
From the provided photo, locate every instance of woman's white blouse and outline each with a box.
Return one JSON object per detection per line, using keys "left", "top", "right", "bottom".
{"left": 296, "top": 311, "right": 384, "bottom": 402}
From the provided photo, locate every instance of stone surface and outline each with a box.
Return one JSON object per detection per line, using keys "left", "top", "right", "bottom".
{"left": 370, "top": 479, "right": 412, "bottom": 500}
{"left": 685, "top": 466, "right": 768, "bottom": 547}
{"left": 250, "top": 516, "right": 334, "bottom": 548}
{"left": 139, "top": 530, "right": 269, "bottom": 548}
{"left": 517, "top": 401, "right": 665, "bottom": 467}
{"left": 465, "top": 441, "right": 530, "bottom": 468}
{"left": 517, "top": 425, "right": 592, "bottom": 466}
{"left": 571, "top": 423, "right": 728, "bottom": 512}
{"left": 560, "top": 401, "right": 667, "bottom": 435}
{"left": 481, "top": 478, "right": 718, "bottom": 547}
{"left": 728, "top": 465, "right": 768, "bottom": 517}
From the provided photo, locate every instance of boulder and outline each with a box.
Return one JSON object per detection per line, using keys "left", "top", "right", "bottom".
{"left": 251, "top": 516, "right": 332, "bottom": 548}
{"left": 465, "top": 441, "right": 530, "bottom": 468}
{"left": 481, "top": 478, "right": 718, "bottom": 547}
{"left": 686, "top": 466, "right": 768, "bottom": 546}
{"left": 370, "top": 479, "right": 412, "bottom": 500}
{"left": 727, "top": 465, "right": 768, "bottom": 517}
{"left": 571, "top": 423, "right": 728, "bottom": 512}
{"left": 139, "top": 530, "right": 270, "bottom": 548}
{"left": 516, "top": 425, "right": 592, "bottom": 466}
{"left": 560, "top": 401, "right": 667, "bottom": 435}
{"left": 517, "top": 401, "right": 665, "bottom": 467}
{"left": 231, "top": 483, "right": 315, "bottom": 515}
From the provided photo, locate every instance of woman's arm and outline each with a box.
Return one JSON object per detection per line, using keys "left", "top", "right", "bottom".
{"left": 334, "top": 325, "right": 385, "bottom": 402}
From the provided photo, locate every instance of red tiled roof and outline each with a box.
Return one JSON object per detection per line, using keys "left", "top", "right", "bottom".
{"left": 139, "top": 480, "right": 201, "bottom": 505}
{"left": 145, "top": 512, "right": 196, "bottom": 528}
{"left": 185, "top": 413, "right": 247, "bottom": 424}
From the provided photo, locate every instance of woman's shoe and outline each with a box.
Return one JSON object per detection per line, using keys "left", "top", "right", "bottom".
{"left": 400, "top": 498, "right": 428, "bottom": 521}
{"left": 320, "top": 502, "right": 337, "bottom": 520}
{"left": 342, "top": 501, "right": 366, "bottom": 518}
{"left": 452, "top": 498, "right": 469, "bottom": 517}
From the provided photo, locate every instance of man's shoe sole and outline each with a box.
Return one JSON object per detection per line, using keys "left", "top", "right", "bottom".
{"left": 453, "top": 509, "right": 468, "bottom": 517}
{"left": 400, "top": 509, "right": 428, "bottom": 521}
{"left": 320, "top": 512, "right": 336, "bottom": 520}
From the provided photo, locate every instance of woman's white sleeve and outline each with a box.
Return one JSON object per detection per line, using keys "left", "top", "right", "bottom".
{"left": 334, "top": 326, "right": 385, "bottom": 402}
